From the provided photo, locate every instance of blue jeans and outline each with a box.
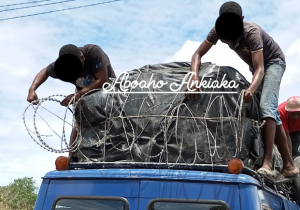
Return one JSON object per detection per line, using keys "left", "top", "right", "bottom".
{"left": 257, "top": 60, "right": 286, "bottom": 125}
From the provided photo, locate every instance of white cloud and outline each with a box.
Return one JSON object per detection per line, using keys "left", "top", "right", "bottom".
{"left": 167, "top": 35, "right": 300, "bottom": 104}
{"left": 166, "top": 40, "right": 252, "bottom": 82}
{"left": 286, "top": 39, "right": 300, "bottom": 57}
{"left": 279, "top": 38, "right": 300, "bottom": 102}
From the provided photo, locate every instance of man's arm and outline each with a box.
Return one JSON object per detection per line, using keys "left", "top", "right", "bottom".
{"left": 186, "top": 41, "right": 212, "bottom": 99}
{"left": 27, "top": 67, "right": 49, "bottom": 103}
{"left": 191, "top": 41, "right": 212, "bottom": 79}
{"left": 78, "top": 67, "right": 108, "bottom": 96}
{"left": 60, "top": 67, "right": 109, "bottom": 106}
{"left": 244, "top": 51, "right": 264, "bottom": 103}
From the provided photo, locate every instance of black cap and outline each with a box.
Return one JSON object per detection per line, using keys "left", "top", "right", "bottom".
{"left": 59, "top": 44, "right": 81, "bottom": 57}
{"left": 219, "top": 1, "right": 242, "bottom": 16}
{"left": 215, "top": 1, "right": 243, "bottom": 41}
{"left": 54, "top": 44, "right": 83, "bottom": 82}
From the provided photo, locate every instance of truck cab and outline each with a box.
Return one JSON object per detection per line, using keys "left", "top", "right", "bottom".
{"left": 34, "top": 162, "right": 300, "bottom": 210}
{"left": 28, "top": 62, "right": 300, "bottom": 210}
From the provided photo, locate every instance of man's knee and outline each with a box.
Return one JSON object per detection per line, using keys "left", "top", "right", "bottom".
{"left": 260, "top": 103, "right": 281, "bottom": 125}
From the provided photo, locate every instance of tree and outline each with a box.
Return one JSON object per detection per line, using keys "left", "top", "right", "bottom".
{"left": 0, "top": 177, "right": 37, "bottom": 210}
{"left": 0, "top": 186, "right": 10, "bottom": 210}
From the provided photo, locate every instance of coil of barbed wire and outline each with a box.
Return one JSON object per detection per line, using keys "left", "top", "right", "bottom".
{"left": 23, "top": 83, "right": 260, "bottom": 164}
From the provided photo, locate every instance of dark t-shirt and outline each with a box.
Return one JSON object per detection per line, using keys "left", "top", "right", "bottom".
{"left": 46, "top": 44, "right": 116, "bottom": 90}
{"left": 206, "top": 21, "right": 285, "bottom": 73}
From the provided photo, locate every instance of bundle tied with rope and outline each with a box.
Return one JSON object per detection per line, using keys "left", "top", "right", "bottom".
{"left": 24, "top": 62, "right": 274, "bottom": 166}
{"left": 65, "top": 62, "right": 266, "bottom": 165}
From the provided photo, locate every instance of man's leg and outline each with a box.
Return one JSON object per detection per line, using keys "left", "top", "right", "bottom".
{"left": 261, "top": 117, "right": 276, "bottom": 171}
{"left": 69, "top": 121, "right": 78, "bottom": 158}
{"left": 258, "top": 64, "right": 281, "bottom": 173}
{"left": 258, "top": 60, "right": 298, "bottom": 177}
{"left": 275, "top": 124, "right": 298, "bottom": 177}
{"left": 69, "top": 88, "right": 79, "bottom": 158}
{"left": 287, "top": 133, "right": 293, "bottom": 157}
{"left": 290, "top": 131, "right": 300, "bottom": 157}
{"left": 69, "top": 127, "right": 78, "bottom": 158}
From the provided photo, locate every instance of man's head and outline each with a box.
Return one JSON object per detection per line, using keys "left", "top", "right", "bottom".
{"left": 54, "top": 44, "right": 84, "bottom": 82}
{"left": 215, "top": 1, "right": 244, "bottom": 41}
{"left": 219, "top": 1, "right": 243, "bottom": 17}
{"left": 285, "top": 96, "right": 300, "bottom": 121}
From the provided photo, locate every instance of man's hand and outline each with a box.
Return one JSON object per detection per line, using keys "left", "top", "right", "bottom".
{"left": 185, "top": 75, "right": 201, "bottom": 100}
{"left": 186, "top": 40, "right": 212, "bottom": 100}
{"left": 61, "top": 94, "right": 77, "bottom": 106}
{"left": 243, "top": 88, "right": 254, "bottom": 103}
{"left": 27, "top": 68, "right": 49, "bottom": 105}
{"left": 27, "top": 90, "right": 39, "bottom": 104}
{"left": 246, "top": 50, "right": 264, "bottom": 103}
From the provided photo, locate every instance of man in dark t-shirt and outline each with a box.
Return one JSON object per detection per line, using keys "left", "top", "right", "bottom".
{"left": 186, "top": 1, "right": 298, "bottom": 180}
{"left": 27, "top": 44, "right": 116, "bottom": 157}
{"left": 45, "top": 44, "right": 115, "bottom": 91}
{"left": 27, "top": 44, "right": 115, "bottom": 103}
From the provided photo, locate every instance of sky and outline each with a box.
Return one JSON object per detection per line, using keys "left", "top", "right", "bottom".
{"left": 0, "top": 0, "right": 300, "bottom": 190}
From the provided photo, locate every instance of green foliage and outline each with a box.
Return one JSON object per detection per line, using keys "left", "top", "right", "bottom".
{"left": 0, "top": 177, "right": 38, "bottom": 210}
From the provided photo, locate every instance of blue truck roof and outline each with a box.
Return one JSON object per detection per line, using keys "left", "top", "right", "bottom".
{"left": 36, "top": 168, "right": 300, "bottom": 210}
{"left": 44, "top": 168, "right": 260, "bottom": 186}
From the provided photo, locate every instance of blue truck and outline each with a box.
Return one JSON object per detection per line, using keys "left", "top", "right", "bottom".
{"left": 34, "top": 161, "right": 300, "bottom": 210}
{"left": 28, "top": 62, "right": 300, "bottom": 209}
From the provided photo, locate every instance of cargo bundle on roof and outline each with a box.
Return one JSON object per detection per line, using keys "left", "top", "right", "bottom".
{"left": 72, "top": 62, "right": 264, "bottom": 165}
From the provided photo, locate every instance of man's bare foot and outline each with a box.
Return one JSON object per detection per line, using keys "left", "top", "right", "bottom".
{"left": 281, "top": 166, "right": 299, "bottom": 178}
{"left": 257, "top": 164, "right": 274, "bottom": 177}
{"left": 261, "top": 163, "right": 273, "bottom": 171}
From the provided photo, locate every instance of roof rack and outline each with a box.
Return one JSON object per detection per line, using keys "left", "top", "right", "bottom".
{"left": 69, "top": 161, "right": 257, "bottom": 177}
{"left": 68, "top": 161, "right": 297, "bottom": 203}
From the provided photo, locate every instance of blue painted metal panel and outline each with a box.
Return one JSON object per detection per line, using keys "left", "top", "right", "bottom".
{"left": 139, "top": 180, "right": 240, "bottom": 210}
{"left": 283, "top": 199, "right": 300, "bottom": 210}
{"left": 34, "top": 179, "right": 50, "bottom": 210}
{"left": 36, "top": 169, "right": 300, "bottom": 210}
{"left": 257, "top": 189, "right": 283, "bottom": 210}
{"left": 44, "top": 169, "right": 260, "bottom": 186}
{"left": 42, "top": 179, "right": 140, "bottom": 210}
{"left": 239, "top": 184, "right": 260, "bottom": 210}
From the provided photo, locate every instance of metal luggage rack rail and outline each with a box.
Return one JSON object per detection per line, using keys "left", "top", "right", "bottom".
{"left": 69, "top": 161, "right": 262, "bottom": 183}
{"left": 68, "top": 161, "right": 297, "bottom": 203}
{"left": 261, "top": 177, "right": 297, "bottom": 203}
{"left": 69, "top": 161, "right": 242, "bottom": 172}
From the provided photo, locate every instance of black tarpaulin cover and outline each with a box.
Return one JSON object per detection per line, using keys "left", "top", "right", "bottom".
{"left": 74, "top": 62, "right": 264, "bottom": 164}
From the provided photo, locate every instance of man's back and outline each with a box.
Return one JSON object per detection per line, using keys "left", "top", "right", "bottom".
{"left": 206, "top": 21, "right": 285, "bottom": 73}
{"left": 46, "top": 44, "right": 116, "bottom": 90}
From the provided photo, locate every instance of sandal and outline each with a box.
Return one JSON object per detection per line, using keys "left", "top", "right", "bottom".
{"left": 275, "top": 173, "right": 297, "bottom": 184}
{"left": 257, "top": 167, "right": 274, "bottom": 177}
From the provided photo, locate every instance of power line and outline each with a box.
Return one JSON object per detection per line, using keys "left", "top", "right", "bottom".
{"left": 0, "top": 0, "right": 56, "bottom": 8}
{"left": 0, "top": 0, "right": 121, "bottom": 22}
{"left": 0, "top": 0, "right": 75, "bottom": 13}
